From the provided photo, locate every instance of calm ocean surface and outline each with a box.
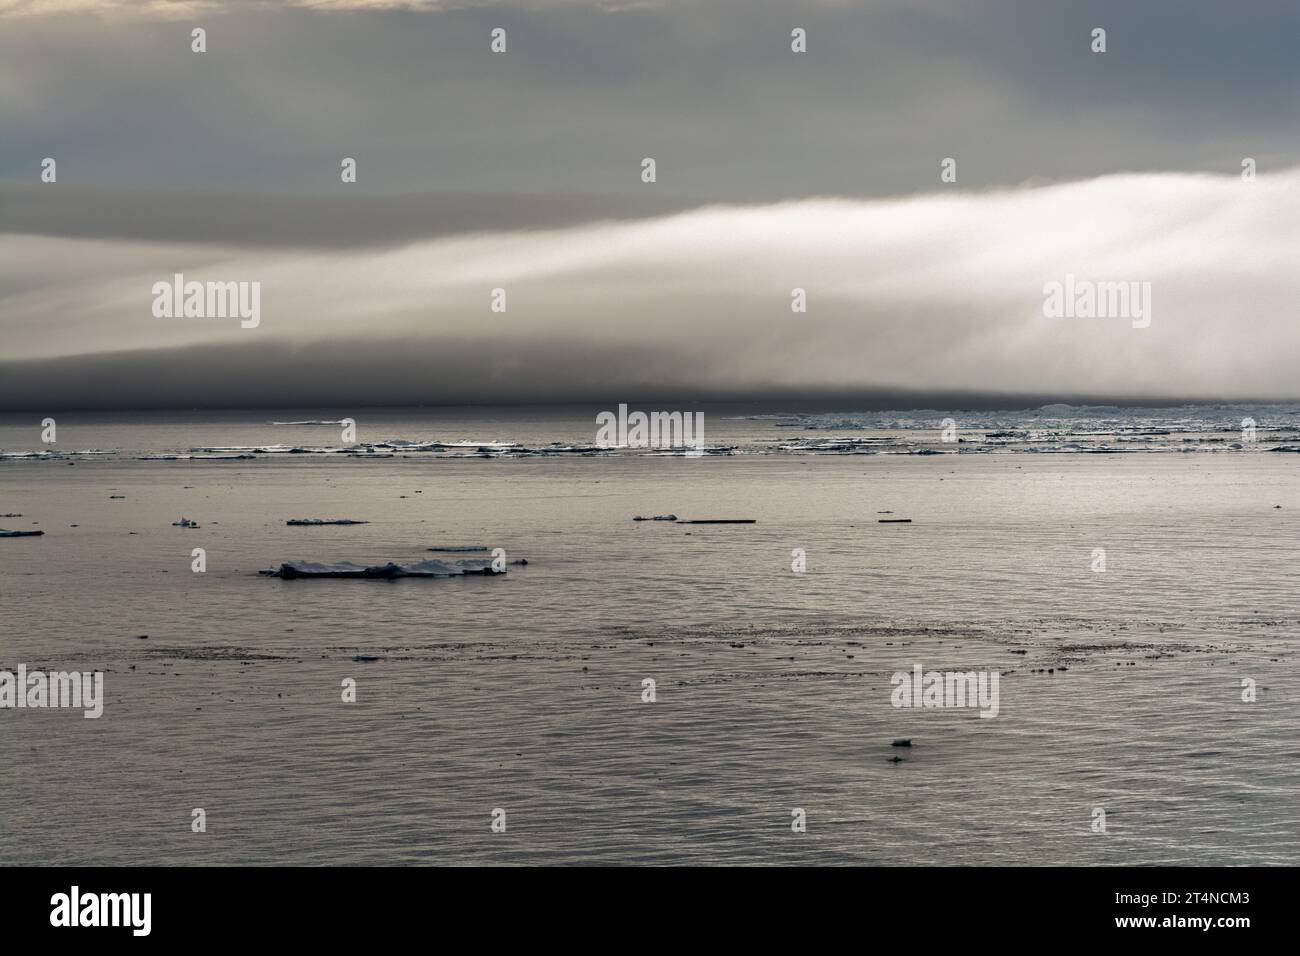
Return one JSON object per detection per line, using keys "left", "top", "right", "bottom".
{"left": 2, "top": 405, "right": 1298, "bottom": 864}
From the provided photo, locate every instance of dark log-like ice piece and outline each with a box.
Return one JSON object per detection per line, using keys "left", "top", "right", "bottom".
{"left": 0, "top": 528, "right": 44, "bottom": 537}
{"left": 260, "top": 557, "right": 501, "bottom": 579}
{"left": 285, "top": 519, "right": 370, "bottom": 526}
{"left": 677, "top": 519, "right": 756, "bottom": 524}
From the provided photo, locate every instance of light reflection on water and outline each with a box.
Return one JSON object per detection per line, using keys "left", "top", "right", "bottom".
{"left": 1, "top": 410, "right": 1297, "bottom": 864}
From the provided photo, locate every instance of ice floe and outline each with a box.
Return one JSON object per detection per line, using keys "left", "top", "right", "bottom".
{"left": 8, "top": 404, "right": 1300, "bottom": 463}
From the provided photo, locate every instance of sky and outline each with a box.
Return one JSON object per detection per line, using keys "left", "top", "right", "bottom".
{"left": 1, "top": 0, "right": 1298, "bottom": 409}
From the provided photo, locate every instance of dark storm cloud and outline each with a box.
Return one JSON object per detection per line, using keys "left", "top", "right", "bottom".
{"left": 0, "top": 336, "right": 1270, "bottom": 411}
{"left": 1, "top": 0, "right": 1296, "bottom": 199}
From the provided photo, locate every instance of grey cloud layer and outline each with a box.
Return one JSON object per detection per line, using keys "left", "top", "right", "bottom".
{"left": 3, "top": 1, "right": 1297, "bottom": 408}
{"left": 2, "top": 0, "right": 1296, "bottom": 197}
{"left": 0, "top": 184, "right": 699, "bottom": 247}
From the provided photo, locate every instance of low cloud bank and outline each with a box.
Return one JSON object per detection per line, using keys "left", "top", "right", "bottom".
{"left": 3, "top": 167, "right": 1297, "bottom": 408}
